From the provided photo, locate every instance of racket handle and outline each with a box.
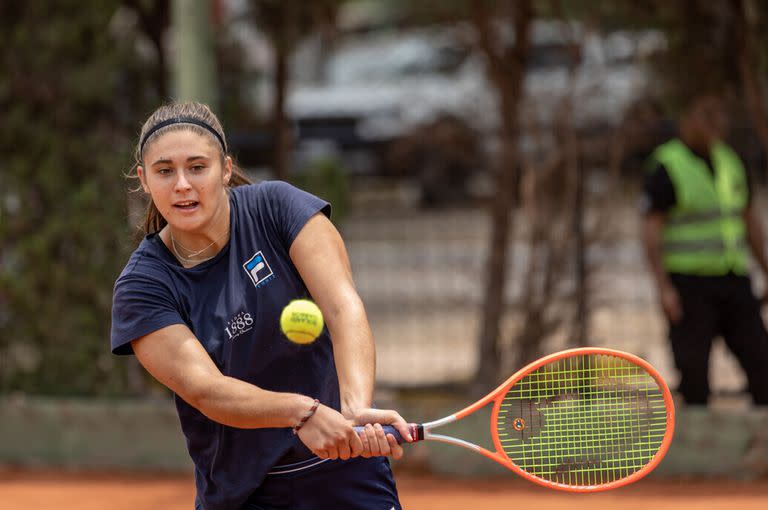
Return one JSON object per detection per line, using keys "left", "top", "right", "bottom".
{"left": 353, "top": 423, "right": 423, "bottom": 444}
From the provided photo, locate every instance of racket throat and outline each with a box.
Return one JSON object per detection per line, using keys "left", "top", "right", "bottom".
{"left": 409, "top": 423, "right": 425, "bottom": 442}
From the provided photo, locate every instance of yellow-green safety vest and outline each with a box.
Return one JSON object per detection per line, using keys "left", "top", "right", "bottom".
{"left": 650, "top": 138, "right": 749, "bottom": 275}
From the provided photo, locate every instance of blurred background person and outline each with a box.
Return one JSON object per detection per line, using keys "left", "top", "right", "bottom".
{"left": 641, "top": 90, "right": 768, "bottom": 405}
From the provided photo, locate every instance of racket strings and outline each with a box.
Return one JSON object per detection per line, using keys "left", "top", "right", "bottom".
{"left": 496, "top": 354, "right": 668, "bottom": 487}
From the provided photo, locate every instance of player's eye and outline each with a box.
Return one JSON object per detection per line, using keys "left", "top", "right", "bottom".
{"left": 157, "top": 167, "right": 172, "bottom": 175}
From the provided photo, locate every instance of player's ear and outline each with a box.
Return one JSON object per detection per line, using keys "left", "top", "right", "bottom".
{"left": 222, "top": 156, "right": 233, "bottom": 186}
{"left": 136, "top": 166, "right": 150, "bottom": 193}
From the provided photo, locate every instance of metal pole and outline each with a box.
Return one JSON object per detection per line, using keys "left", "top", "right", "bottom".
{"left": 172, "top": 0, "right": 217, "bottom": 109}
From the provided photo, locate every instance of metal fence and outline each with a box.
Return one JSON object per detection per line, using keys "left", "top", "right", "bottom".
{"left": 340, "top": 180, "right": 750, "bottom": 397}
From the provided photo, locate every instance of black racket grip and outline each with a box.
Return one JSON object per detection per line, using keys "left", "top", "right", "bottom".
{"left": 353, "top": 424, "right": 423, "bottom": 444}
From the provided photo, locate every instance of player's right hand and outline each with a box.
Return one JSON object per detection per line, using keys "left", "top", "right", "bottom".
{"left": 296, "top": 403, "right": 364, "bottom": 461}
{"left": 659, "top": 283, "right": 682, "bottom": 323}
{"left": 349, "top": 408, "right": 410, "bottom": 460}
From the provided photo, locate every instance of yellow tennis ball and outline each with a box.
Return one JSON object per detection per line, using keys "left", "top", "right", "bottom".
{"left": 280, "top": 299, "right": 324, "bottom": 344}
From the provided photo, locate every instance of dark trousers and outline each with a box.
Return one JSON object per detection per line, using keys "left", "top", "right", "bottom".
{"left": 669, "top": 273, "right": 768, "bottom": 405}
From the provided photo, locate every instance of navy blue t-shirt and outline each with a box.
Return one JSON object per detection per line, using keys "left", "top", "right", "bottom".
{"left": 111, "top": 181, "right": 336, "bottom": 510}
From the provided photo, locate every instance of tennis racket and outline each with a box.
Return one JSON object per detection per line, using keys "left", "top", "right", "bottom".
{"left": 357, "top": 347, "right": 674, "bottom": 492}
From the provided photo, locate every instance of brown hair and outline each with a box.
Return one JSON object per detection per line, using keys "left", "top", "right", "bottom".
{"left": 131, "top": 102, "right": 251, "bottom": 234}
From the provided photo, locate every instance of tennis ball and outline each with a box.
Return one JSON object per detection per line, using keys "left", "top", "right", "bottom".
{"left": 280, "top": 299, "right": 324, "bottom": 344}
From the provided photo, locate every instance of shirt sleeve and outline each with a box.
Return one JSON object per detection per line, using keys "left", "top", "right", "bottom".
{"left": 260, "top": 181, "right": 331, "bottom": 249}
{"left": 641, "top": 163, "right": 677, "bottom": 215}
{"left": 110, "top": 273, "right": 186, "bottom": 355}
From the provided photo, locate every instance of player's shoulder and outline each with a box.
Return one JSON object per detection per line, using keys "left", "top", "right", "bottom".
{"left": 232, "top": 180, "right": 312, "bottom": 213}
{"left": 232, "top": 179, "right": 298, "bottom": 195}
{"left": 231, "top": 180, "right": 297, "bottom": 203}
{"left": 115, "top": 235, "right": 175, "bottom": 286}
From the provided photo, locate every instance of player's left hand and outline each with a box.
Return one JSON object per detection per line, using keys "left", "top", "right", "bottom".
{"left": 349, "top": 408, "right": 412, "bottom": 459}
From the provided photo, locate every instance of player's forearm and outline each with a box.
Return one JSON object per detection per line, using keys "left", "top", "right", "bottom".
{"left": 190, "top": 376, "right": 315, "bottom": 429}
{"left": 325, "top": 294, "right": 376, "bottom": 417}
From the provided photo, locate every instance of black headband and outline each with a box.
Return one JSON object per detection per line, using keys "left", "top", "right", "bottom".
{"left": 139, "top": 117, "right": 227, "bottom": 155}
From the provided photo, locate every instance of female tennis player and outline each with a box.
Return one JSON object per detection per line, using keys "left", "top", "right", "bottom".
{"left": 111, "top": 102, "right": 411, "bottom": 510}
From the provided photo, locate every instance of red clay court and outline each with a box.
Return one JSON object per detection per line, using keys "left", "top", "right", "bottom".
{"left": 2, "top": 470, "right": 767, "bottom": 510}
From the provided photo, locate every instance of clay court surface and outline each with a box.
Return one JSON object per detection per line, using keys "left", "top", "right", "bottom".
{"left": 1, "top": 470, "right": 767, "bottom": 510}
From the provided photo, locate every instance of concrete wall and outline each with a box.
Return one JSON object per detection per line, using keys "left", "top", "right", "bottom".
{"left": 1, "top": 396, "right": 767, "bottom": 478}
{"left": 0, "top": 396, "right": 191, "bottom": 471}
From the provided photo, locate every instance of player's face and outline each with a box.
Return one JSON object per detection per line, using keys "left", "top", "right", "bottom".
{"left": 138, "top": 130, "right": 232, "bottom": 234}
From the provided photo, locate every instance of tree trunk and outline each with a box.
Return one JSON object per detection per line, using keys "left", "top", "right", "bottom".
{"left": 126, "top": 0, "right": 171, "bottom": 100}
{"left": 474, "top": 0, "right": 533, "bottom": 389}
{"left": 732, "top": 0, "right": 768, "bottom": 174}
{"left": 272, "top": 6, "right": 291, "bottom": 181}
{"left": 476, "top": 130, "right": 516, "bottom": 387}
{"left": 572, "top": 149, "right": 587, "bottom": 346}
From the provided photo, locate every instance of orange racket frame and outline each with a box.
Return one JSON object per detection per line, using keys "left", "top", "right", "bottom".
{"left": 375, "top": 347, "right": 675, "bottom": 492}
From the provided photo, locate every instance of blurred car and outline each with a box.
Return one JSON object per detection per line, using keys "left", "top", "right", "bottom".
{"left": 257, "top": 21, "right": 666, "bottom": 203}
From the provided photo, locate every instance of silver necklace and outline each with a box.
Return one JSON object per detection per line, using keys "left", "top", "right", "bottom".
{"left": 170, "top": 228, "right": 229, "bottom": 265}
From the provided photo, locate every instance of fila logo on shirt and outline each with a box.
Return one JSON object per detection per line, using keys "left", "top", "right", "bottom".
{"left": 243, "top": 250, "right": 275, "bottom": 288}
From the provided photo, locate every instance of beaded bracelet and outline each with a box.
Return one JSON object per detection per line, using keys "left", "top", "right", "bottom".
{"left": 292, "top": 398, "right": 320, "bottom": 435}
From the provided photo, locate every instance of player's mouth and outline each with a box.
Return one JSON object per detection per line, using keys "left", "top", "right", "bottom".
{"left": 173, "top": 200, "right": 200, "bottom": 212}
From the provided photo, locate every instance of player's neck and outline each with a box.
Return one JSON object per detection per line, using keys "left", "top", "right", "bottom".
{"left": 164, "top": 201, "right": 231, "bottom": 265}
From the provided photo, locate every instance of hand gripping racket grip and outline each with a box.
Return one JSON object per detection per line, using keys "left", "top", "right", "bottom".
{"left": 353, "top": 424, "right": 423, "bottom": 443}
